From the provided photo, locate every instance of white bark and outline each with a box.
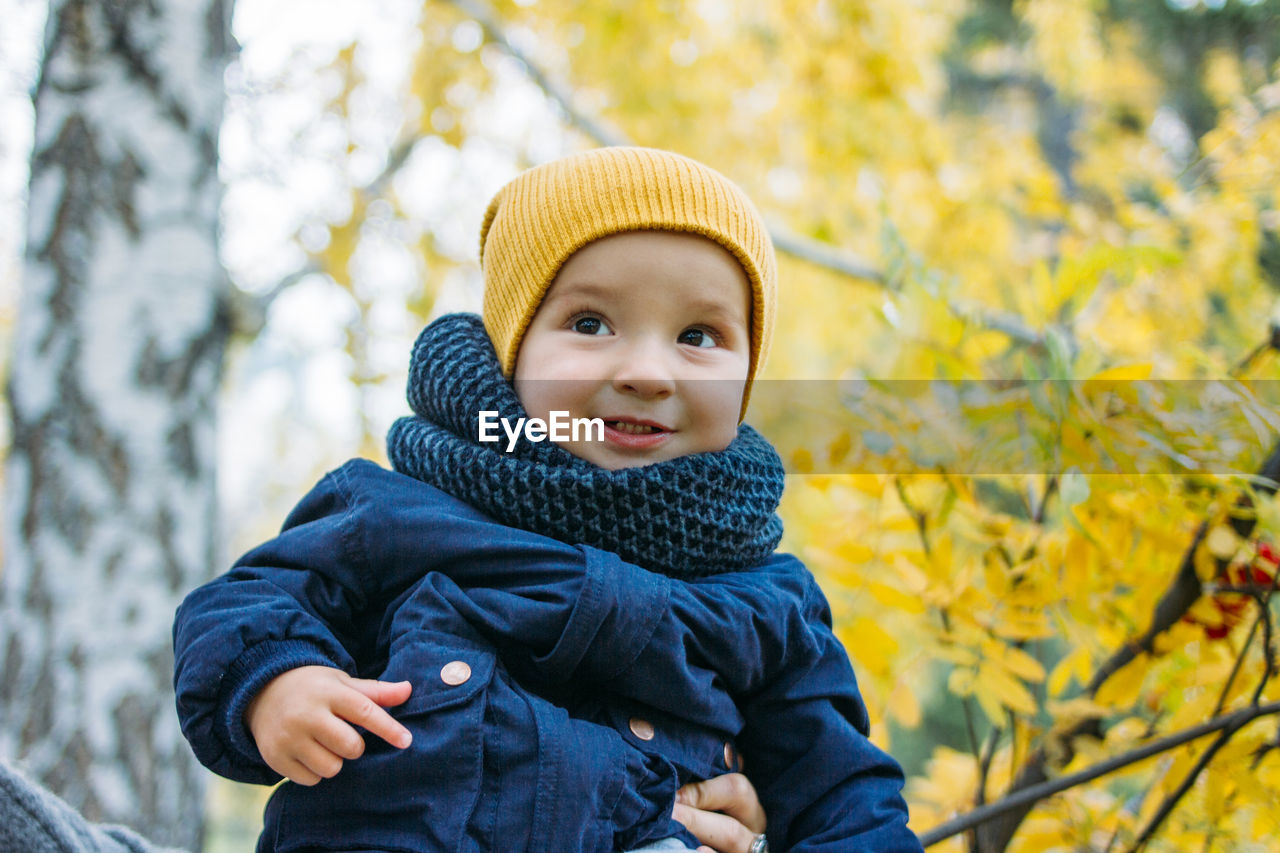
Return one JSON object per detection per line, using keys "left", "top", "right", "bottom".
{"left": 1, "top": 1, "right": 234, "bottom": 848}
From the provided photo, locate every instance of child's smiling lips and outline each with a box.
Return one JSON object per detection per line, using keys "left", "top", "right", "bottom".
{"left": 601, "top": 417, "right": 673, "bottom": 448}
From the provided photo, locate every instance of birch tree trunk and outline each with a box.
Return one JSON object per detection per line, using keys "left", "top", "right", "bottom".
{"left": 1, "top": 1, "right": 234, "bottom": 848}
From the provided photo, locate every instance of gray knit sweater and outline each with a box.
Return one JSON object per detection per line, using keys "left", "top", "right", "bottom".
{"left": 0, "top": 759, "right": 181, "bottom": 853}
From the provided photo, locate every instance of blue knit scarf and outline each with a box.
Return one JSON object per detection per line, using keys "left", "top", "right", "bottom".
{"left": 385, "top": 313, "right": 784, "bottom": 577}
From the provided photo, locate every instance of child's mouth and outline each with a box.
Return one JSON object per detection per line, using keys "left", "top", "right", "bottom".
{"left": 607, "top": 420, "right": 663, "bottom": 435}
{"left": 601, "top": 419, "right": 673, "bottom": 450}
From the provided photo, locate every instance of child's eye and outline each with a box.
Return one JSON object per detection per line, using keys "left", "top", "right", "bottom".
{"left": 678, "top": 328, "right": 718, "bottom": 348}
{"left": 571, "top": 315, "right": 611, "bottom": 335}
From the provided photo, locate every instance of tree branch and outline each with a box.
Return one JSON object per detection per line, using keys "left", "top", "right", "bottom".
{"left": 1126, "top": 726, "right": 1235, "bottom": 853}
{"left": 920, "top": 700, "right": 1280, "bottom": 848}
{"left": 971, "top": 438, "right": 1280, "bottom": 852}
{"left": 438, "top": 0, "right": 894, "bottom": 282}
{"left": 231, "top": 128, "right": 425, "bottom": 337}
{"left": 767, "top": 222, "right": 883, "bottom": 283}
{"left": 441, "top": 0, "right": 628, "bottom": 147}
{"left": 1127, "top": 605, "right": 1276, "bottom": 853}
{"left": 1230, "top": 321, "right": 1280, "bottom": 376}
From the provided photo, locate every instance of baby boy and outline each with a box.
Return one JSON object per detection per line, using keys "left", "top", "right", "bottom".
{"left": 174, "top": 147, "right": 921, "bottom": 852}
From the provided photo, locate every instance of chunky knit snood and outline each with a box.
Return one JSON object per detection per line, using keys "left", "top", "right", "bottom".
{"left": 385, "top": 313, "right": 784, "bottom": 577}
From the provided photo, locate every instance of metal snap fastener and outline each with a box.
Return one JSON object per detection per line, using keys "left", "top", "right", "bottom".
{"left": 629, "top": 717, "right": 655, "bottom": 741}
{"left": 723, "top": 742, "right": 737, "bottom": 769}
{"left": 440, "top": 660, "right": 471, "bottom": 686}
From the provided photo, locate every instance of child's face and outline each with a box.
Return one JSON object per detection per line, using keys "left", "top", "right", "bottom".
{"left": 513, "top": 231, "right": 751, "bottom": 470}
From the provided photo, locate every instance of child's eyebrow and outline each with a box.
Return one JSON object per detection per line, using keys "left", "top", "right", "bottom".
{"left": 542, "top": 280, "right": 615, "bottom": 303}
{"left": 681, "top": 298, "right": 748, "bottom": 322}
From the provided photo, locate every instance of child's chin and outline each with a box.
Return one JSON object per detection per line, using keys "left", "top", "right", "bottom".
{"left": 568, "top": 443, "right": 668, "bottom": 471}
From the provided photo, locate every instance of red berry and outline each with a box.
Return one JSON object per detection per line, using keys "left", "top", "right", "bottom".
{"left": 1256, "top": 541, "right": 1279, "bottom": 566}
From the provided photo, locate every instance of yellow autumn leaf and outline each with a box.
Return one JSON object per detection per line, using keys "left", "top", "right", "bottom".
{"left": 1206, "top": 524, "right": 1241, "bottom": 560}
{"left": 1085, "top": 363, "right": 1154, "bottom": 383}
{"left": 977, "top": 661, "right": 1039, "bottom": 716}
{"left": 1093, "top": 654, "right": 1149, "bottom": 709}
{"left": 990, "top": 611, "right": 1057, "bottom": 641}
{"left": 1048, "top": 646, "right": 1090, "bottom": 697}
{"left": 973, "top": 678, "right": 1008, "bottom": 727}
{"left": 838, "top": 617, "right": 898, "bottom": 680}
{"left": 887, "top": 678, "right": 922, "bottom": 728}
{"left": 947, "top": 666, "right": 976, "bottom": 698}
{"left": 995, "top": 643, "right": 1048, "bottom": 683}
{"left": 864, "top": 580, "right": 926, "bottom": 614}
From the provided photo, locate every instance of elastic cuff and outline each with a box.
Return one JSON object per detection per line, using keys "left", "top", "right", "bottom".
{"left": 219, "top": 639, "right": 346, "bottom": 768}
{"left": 536, "top": 547, "right": 671, "bottom": 682}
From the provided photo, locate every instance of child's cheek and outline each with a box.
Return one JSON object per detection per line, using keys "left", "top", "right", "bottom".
{"left": 699, "top": 380, "right": 748, "bottom": 452}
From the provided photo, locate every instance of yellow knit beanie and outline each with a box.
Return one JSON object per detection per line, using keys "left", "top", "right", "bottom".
{"left": 479, "top": 146, "right": 777, "bottom": 411}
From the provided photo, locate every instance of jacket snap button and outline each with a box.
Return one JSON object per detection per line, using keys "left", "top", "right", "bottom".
{"left": 440, "top": 660, "right": 471, "bottom": 686}
{"left": 723, "top": 742, "right": 737, "bottom": 769}
{"left": 629, "top": 717, "right": 655, "bottom": 741}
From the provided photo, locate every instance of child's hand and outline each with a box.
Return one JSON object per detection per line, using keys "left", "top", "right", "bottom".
{"left": 245, "top": 665, "right": 413, "bottom": 786}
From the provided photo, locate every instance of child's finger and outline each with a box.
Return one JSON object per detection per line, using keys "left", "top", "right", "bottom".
{"left": 277, "top": 755, "right": 321, "bottom": 787}
{"left": 297, "top": 738, "right": 345, "bottom": 781}
{"left": 347, "top": 676, "right": 413, "bottom": 708}
{"left": 331, "top": 685, "right": 413, "bottom": 749}
{"left": 313, "top": 715, "right": 367, "bottom": 761}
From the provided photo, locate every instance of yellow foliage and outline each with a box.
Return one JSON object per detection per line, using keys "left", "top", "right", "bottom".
{"left": 838, "top": 616, "right": 900, "bottom": 681}
{"left": 907, "top": 745, "right": 979, "bottom": 815}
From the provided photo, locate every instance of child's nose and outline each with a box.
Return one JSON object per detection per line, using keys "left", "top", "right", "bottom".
{"left": 610, "top": 338, "right": 676, "bottom": 400}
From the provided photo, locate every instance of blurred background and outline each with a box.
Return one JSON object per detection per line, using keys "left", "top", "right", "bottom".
{"left": 4, "top": 1, "right": 1280, "bottom": 851}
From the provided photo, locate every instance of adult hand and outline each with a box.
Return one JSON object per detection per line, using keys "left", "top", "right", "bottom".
{"left": 672, "top": 773, "right": 768, "bottom": 853}
{"left": 245, "top": 665, "right": 413, "bottom": 785}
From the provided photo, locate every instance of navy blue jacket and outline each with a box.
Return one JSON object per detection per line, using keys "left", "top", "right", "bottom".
{"left": 174, "top": 460, "right": 920, "bottom": 852}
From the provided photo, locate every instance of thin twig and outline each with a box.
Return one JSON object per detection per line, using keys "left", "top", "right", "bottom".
{"left": 973, "top": 723, "right": 1004, "bottom": 852}
{"left": 1125, "top": 723, "right": 1238, "bottom": 852}
{"left": 1210, "top": 613, "right": 1261, "bottom": 718}
{"left": 977, "top": 723, "right": 1003, "bottom": 807}
{"left": 944, "top": 297, "right": 1047, "bottom": 348}
{"left": 1032, "top": 475, "right": 1058, "bottom": 526}
{"left": 767, "top": 222, "right": 883, "bottom": 283}
{"left": 920, "top": 701, "right": 1280, "bottom": 847}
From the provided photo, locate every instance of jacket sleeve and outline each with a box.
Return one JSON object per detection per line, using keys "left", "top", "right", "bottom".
{"left": 536, "top": 558, "right": 920, "bottom": 850}
{"left": 174, "top": 464, "right": 388, "bottom": 784}
{"left": 736, "top": 581, "right": 921, "bottom": 852}
{"left": 173, "top": 459, "right": 597, "bottom": 784}
{"left": 504, "top": 549, "right": 846, "bottom": 737}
